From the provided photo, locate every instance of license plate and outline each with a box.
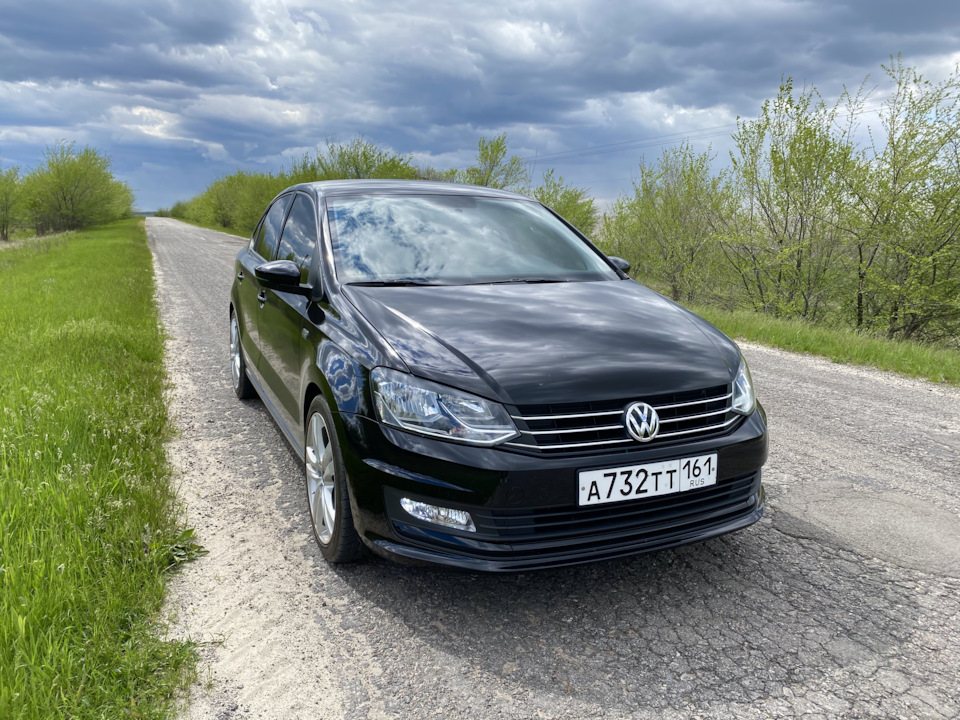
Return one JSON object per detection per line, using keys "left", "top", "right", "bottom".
{"left": 578, "top": 453, "right": 718, "bottom": 506}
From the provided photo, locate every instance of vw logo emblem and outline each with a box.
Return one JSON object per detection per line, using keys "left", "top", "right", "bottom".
{"left": 624, "top": 402, "right": 660, "bottom": 442}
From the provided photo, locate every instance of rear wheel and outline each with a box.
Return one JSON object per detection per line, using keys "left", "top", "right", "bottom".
{"left": 230, "top": 313, "right": 256, "bottom": 399}
{"left": 304, "top": 395, "right": 364, "bottom": 563}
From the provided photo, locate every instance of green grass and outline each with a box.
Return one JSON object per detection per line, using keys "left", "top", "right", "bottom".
{"left": 0, "top": 219, "right": 198, "bottom": 719}
{"left": 687, "top": 303, "right": 960, "bottom": 386}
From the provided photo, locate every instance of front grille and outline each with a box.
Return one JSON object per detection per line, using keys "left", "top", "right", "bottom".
{"left": 505, "top": 384, "right": 738, "bottom": 453}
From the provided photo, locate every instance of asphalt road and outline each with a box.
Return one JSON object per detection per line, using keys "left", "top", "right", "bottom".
{"left": 148, "top": 217, "right": 960, "bottom": 720}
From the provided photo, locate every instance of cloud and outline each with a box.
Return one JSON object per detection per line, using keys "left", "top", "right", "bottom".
{"left": 0, "top": 0, "right": 957, "bottom": 209}
{"left": 1, "top": 0, "right": 250, "bottom": 57}
{"left": 98, "top": 105, "right": 231, "bottom": 161}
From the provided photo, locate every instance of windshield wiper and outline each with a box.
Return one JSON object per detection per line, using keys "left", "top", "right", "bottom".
{"left": 347, "top": 279, "right": 445, "bottom": 287}
{"left": 470, "top": 278, "right": 568, "bottom": 285}
{"left": 350, "top": 278, "right": 569, "bottom": 287}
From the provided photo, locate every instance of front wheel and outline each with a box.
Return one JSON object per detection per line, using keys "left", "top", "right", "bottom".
{"left": 304, "top": 395, "right": 364, "bottom": 563}
{"left": 230, "top": 312, "right": 256, "bottom": 399}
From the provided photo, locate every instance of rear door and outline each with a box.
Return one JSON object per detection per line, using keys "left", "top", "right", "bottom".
{"left": 257, "top": 192, "right": 320, "bottom": 444}
{"left": 235, "top": 194, "right": 293, "bottom": 378}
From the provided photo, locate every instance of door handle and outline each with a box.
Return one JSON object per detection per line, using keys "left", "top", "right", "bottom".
{"left": 257, "top": 291, "right": 266, "bottom": 306}
{"left": 237, "top": 271, "right": 244, "bottom": 281}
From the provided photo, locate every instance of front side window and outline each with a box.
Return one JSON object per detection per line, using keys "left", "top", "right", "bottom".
{"left": 326, "top": 195, "right": 618, "bottom": 285}
{"left": 252, "top": 194, "right": 294, "bottom": 260}
{"left": 276, "top": 193, "right": 319, "bottom": 283}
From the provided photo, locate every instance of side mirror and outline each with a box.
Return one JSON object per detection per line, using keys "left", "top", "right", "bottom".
{"left": 608, "top": 256, "right": 631, "bottom": 274}
{"left": 255, "top": 260, "right": 313, "bottom": 297}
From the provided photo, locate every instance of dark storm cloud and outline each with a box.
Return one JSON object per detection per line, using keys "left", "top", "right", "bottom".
{"left": 1, "top": 0, "right": 250, "bottom": 55}
{"left": 0, "top": 0, "right": 957, "bottom": 209}
{"left": 302, "top": 0, "right": 957, "bottom": 148}
{"left": 844, "top": 0, "right": 960, "bottom": 34}
{"left": 0, "top": 0, "right": 254, "bottom": 86}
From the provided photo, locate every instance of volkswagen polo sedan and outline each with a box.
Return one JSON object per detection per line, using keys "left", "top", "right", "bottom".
{"left": 229, "top": 180, "right": 767, "bottom": 571}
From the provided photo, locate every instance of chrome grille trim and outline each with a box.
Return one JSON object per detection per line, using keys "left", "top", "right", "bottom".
{"left": 510, "top": 410, "right": 622, "bottom": 421}
{"left": 524, "top": 424, "right": 625, "bottom": 436}
{"left": 658, "top": 408, "right": 729, "bottom": 424}
{"left": 504, "top": 438, "right": 634, "bottom": 451}
{"left": 507, "top": 384, "right": 736, "bottom": 453}
{"left": 656, "top": 416, "right": 739, "bottom": 438}
{"left": 654, "top": 392, "right": 732, "bottom": 411}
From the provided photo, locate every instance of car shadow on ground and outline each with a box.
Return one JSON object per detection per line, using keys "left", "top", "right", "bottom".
{"left": 307, "top": 513, "right": 935, "bottom": 713}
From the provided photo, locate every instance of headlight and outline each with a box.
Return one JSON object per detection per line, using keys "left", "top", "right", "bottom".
{"left": 371, "top": 367, "right": 519, "bottom": 446}
{"left": 731, "top": 357, "right": 756, "bottom": 415}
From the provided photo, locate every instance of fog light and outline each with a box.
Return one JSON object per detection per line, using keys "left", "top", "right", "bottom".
{"left": 400, "top": 498, "right": 476, "bottom": 532}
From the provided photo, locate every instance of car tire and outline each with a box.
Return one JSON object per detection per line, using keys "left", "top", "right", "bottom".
{"left": 304, "top": 395, "right": 365, "bottom": 563}
{"left": 230, "top": 312, "right": 256, "bottom": 400}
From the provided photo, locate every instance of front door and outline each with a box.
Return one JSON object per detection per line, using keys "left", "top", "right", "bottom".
{"left": 257, "top": 192, "right": 320, "bottom": 448}
{"left": 241, "top": 194, "right": 293, "bottom": 382}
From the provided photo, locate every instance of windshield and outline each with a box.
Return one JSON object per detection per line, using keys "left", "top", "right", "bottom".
{"left": 326, "top": 195, "right": 618, "bottom": 285}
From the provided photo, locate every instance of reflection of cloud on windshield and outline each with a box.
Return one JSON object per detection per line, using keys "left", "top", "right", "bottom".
{"left": 327, "top": 196, "right": 615, "bottom": 283}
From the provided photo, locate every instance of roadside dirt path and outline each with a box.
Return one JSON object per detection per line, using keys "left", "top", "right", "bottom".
{"left": 149, "top": 217, "right": 960, "bottom": 720}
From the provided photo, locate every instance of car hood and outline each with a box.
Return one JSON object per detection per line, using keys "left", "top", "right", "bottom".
{"left": 342, "top": 280, "right": 739, "bottom": 406}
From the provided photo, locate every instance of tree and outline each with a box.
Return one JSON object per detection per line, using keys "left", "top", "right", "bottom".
{"left": 601, "top": 144, "right": 733, "bottom": 303}
{"left": 24, "top": 141, "right": 133, "bottom": 233}
{"left": 726, "top": 80, "right": 854, "bottom": 319}
{"left": 838, "top": 58, "right": 960, "bottom": 341}
{"left": 460, "top": 134, "right": 528, "bottom": 190}
{"left": 533, "top": 169, "right": 599, "bottom": 236}
{"left": 176, "top": 139, "right": 423, "bottom": 236}
{"left": 0, "top": 163, "right": 20, "bottom": 241}
{"left": 292, "top": 137, "right": 419, "bottom": 182}
{"left": 202, "top": 174, "right": 240, "bottom": 229}
{"left": 416, "top": 165, "right": 459, "bottom": 183}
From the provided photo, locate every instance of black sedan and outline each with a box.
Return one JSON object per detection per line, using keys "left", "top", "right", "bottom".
{"left": 229, "top": 180, "right": 767, "bottom": 571}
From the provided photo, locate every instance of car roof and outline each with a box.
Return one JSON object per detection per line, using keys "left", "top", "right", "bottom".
{"left": 282, "top": 179, "right": 533, "bottom": 202}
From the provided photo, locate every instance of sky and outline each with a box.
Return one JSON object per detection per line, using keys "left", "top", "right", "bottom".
{"left": 1, "top": 0, "right": 958, "bottom": 212}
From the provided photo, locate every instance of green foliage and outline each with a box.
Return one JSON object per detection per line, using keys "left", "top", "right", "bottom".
{"left": 164, "top": 528, "right": 208, "bottom": 569}
{"left": 601, "top": 144, "right": 733, "bottom": 302}
{"left": 0, "top": 219, "right": 196, "bottom": 719}
{"left": 726, "top": 80, "right": 853, "bottom": 320}
{"left": 178, "top": 138, "right": 420, "bottom": 237}
{"left": 459, "top": 133, "right": 529, "bottom": 190}
{"left": 533, "top": 169, "right": 599, "bottom": 236}
{"left": 597, "top": 59, "right": 960, "bottom": 351}
{"left": 0, "top": 163, "right": 20, "bottom": 242}
{"left": 171, "top": 171, "right": 283, "bottom": 236}
{"left": 22, "top": 141, "right": 133, "bottom": 234}
{"left": 169, "top": 200, "right": 190, "bottom": 219}
{"left": 839, "top": 57, "right": 960, "bottom": 342}
{"left": 292, "top": 137, "right": 420, "bottom": 182}
{"left": 417, "top": 165, "right": 459, "bottom": 182}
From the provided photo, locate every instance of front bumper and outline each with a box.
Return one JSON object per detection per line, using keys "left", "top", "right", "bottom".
{"left": 335, "top": 407, "right": 768, "bottom": 572}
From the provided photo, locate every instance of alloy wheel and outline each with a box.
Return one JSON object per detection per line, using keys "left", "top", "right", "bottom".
{"left": 305, "top": 411, "right": 337, "bottom": 544}
{"left": 229, "top": 316, "right": 242, "bottom": 389}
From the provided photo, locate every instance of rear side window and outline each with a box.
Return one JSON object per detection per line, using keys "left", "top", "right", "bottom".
{"left": 276, "top": 194, "right": 319, "bottom": 283}
{"left": 252, "top": 194, "right": 293, "bottom": 259}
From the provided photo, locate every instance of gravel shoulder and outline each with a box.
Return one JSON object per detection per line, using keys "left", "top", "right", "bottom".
{"left": 149, "top": 218, "right": 960, "bottom": 720}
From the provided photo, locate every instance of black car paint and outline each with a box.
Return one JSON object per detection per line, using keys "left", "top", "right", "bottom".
{"left": 231, "top": 180, "right": 767, "bottom": 571}
{"left": 342, "top": 281, "right": 741, "bottom": 405}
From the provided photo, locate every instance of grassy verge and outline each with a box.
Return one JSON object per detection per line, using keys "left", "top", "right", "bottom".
{"left": 0, "top": 219, "right": 198, "bottom": 719}
{"left": 688, "top": 303, "right": 960, "bottom": 387}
